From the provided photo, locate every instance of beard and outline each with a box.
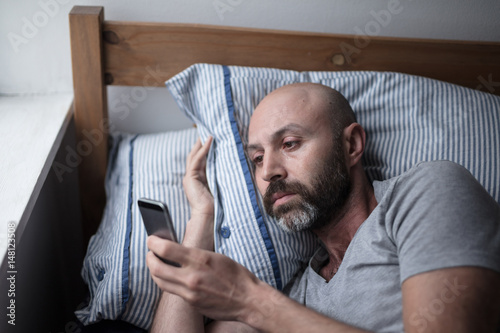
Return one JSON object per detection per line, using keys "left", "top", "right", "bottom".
{"left": 263, "top": 141, "right": 351, "bottom": 233}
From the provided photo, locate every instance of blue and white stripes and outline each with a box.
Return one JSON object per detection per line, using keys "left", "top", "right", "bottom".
{"left": 77, "top": 63, "right": 500, "bottom": 330}
{"left": 76, "top": 129, "right": 198, "bottom": 329}
{"left": 167, "top": 64, "right": 318, "bottom": 291}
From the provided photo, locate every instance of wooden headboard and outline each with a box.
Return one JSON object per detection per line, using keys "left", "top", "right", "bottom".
{"left": 68, "top": 5, "right": 500, "bottom": 245}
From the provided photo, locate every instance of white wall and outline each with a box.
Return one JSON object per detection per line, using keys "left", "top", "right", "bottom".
{"left": 1, "top": 0, "right": 499, "bottom": 131}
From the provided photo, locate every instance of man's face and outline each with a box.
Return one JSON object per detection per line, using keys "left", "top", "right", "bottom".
{"left": 247, "top": 86, "right": 351, "bottom": 232}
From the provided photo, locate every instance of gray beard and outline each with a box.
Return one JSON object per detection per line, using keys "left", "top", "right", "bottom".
{"left": 275, "top": 202, "right": 318, "bottom": 233}
{"left": 263, "top": 135, "right": 351, "bottom": 233}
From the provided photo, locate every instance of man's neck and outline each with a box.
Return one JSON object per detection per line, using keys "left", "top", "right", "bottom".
{"left": 312, "top": 172, "right": 377, "bottom": 281}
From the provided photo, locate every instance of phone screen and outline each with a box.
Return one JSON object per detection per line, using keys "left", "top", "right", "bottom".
{"left": 138, "top": 198, "right": 178, "bottom": 242}
{"left": 138, "top": 198, "right": 180, "bottom": 266}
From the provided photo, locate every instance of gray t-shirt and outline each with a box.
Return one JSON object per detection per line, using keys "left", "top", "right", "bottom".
{"left": 285, "top": 161, "right": 500, "bottom": 332}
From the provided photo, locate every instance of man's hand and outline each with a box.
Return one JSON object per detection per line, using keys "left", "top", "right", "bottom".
{"left": 184, "top": 136, "right": 214, "bottom": 219}
{"left": 147, "top": 236, "right": 262, "bottom": 322}
{"left": 182, "top": 136, "right": 214, "bottom": 250}
{"left": 147, "top": 236, "right": 371, "bottom": 333}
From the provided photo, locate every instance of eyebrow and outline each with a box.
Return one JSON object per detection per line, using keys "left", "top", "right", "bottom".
{"left": 246, "top": 123, "right": 309, "bottom": 153}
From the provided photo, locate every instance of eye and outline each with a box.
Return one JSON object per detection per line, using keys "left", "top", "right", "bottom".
{"left": 282, "top": 139, "right": 299, "bottom": 150}
{"left": 252, "top": 154, "right": 263, "bottom": 167}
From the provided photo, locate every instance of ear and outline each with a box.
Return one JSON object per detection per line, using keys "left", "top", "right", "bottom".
{"left": 343, "top": 123, "right": 366, "bottom": 168}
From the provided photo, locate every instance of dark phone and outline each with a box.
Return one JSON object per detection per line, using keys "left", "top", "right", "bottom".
{"left": 138, "top": 198, "right": 180, "bottom": 266}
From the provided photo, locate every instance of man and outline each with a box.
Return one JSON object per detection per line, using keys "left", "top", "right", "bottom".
{"left": 146, "top": 83, "right": 500, "bottom": 332}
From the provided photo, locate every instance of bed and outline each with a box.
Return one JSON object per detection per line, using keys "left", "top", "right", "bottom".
{"left": 68, "top": 5, "right": 500, "bottom": 331}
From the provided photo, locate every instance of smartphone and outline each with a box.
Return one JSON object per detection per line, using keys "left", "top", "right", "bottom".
{"left": 138, "top": 198, "right": 180, "bottom": 266}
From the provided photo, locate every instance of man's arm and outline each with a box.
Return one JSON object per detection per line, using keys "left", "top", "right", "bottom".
{"left": 149, "top": 137, "right": 214, "bottom": 332}
{"left": 402, "top": 266, "right": 500, "bottom": 332}
{"left": 250, "top": 267, "right": 500, "bottom": 332}
{"left": 251, "top": 266, "right": 500, "bottom": 333}
{"left": 148, "top": 238, "right": 500, "bottom": 333}
{"left": 148, "top": 215, "right": 212, "bottom": 333}
{"left": 394, "top": 162, "right": 500, "bottom": 332}
{"left": 147, "top": 238, "right": 369, "bottom": 333}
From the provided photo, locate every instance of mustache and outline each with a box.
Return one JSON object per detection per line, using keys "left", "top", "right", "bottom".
{"left": 263, "top": 179, "right": 310, "bottom": 211}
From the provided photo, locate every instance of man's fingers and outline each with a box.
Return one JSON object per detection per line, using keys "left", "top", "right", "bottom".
{"left": 146, "top": 251, "right": 190, "bottom": 297}
{"left": 147, "top": 235, "right": 191, "bottom": 264}
{"left": 200, "top": 136, "right": 213, "bottom": 154}
{"left": 146, "top": 236, "right": 214, "bottom": 300}
{"left": 146, "top": 250, "right": 178, "bottom": 279}
{"left": 186, "top": 137, "right": 202, "bottom": 164}
{"left": 147, "top": 235, "right": 179, "bottom": 267}
{"left": 187, "top": 137, "right": 213, "bottom": 167}
{"left": 146, "top": 237, "right": 189, "bottom": 286}
{"left": 187, "top": 136, "right": 213, "bottom": 162}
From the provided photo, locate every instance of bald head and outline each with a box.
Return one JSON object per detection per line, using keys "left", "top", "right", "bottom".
{"left": 247, "top": 83, "right": 359, "bottom": 232}
{"left": 251, "top": 83, "right": 356, "bottom": 141}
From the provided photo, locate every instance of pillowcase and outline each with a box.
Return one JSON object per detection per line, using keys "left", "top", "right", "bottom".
{"left": 167, "top": 63, "right": 500, "bottom": 290}
{"left": 76, "top": 128, "right": 197, "bottom": 330}
{"left": 167, "top": 65, "right": 318, "bottom": 290}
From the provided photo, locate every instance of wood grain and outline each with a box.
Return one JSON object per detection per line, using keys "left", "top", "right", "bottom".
{"left": 69, "top": 6, "right": 108, "bottom": 244}
{"left": 102, "top": 21, "right": 500, "bottom": 95}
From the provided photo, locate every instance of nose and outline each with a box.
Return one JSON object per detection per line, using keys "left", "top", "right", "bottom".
{"left": 261, "top": 152, "right": 287, "bottom": 183}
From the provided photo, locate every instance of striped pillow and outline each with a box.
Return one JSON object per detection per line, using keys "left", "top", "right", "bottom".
{"left": 169, "top": 64, "right": 499, "bottom": 204}
{"left": 76, "top": 128, "right": 197, "bottom": 330}
{"left": 167, "top": 65, "right": 318, "bottom": 291}
{"left": 167, "top": 63, "right": 500, "bottom": 288}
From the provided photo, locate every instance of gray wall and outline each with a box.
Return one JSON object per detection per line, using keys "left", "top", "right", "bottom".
{"left": 1, "top": 1, "right": 500, "bottom": 131}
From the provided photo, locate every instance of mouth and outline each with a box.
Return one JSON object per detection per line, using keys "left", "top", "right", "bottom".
{"left": 272, "top": 192, "right": 296, "bottom": 206}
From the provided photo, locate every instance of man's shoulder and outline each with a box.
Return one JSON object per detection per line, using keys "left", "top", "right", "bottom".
{"left": 395, "top": 160, "right": 476, "bottom": 190}
{"left": 375, "top": 159, "right": 496, "bottom": 215}
{"left": 384, "top": 159, "right": 499, "bottom": 217}
{"left": 375, "top": 160, "right": 473, "bottom": 195}
{"left": 406, "top": 160, "right": 471, "bottom": 178}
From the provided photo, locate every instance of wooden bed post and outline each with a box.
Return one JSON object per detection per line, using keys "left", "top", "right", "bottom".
{"left": 69, "top": 6, "right": 108, "bottom": 246}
